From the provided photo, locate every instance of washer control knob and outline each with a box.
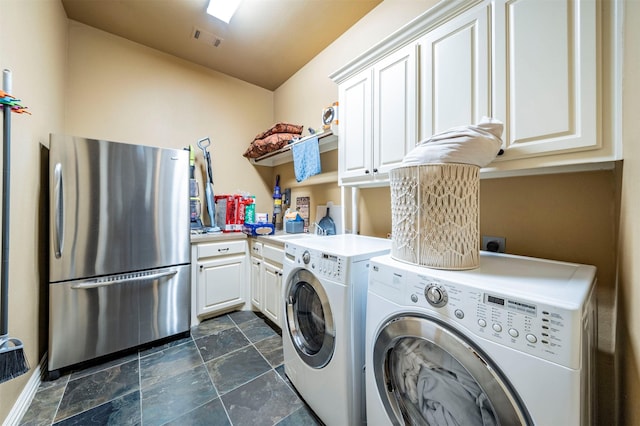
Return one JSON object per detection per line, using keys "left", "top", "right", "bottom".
{"left": 302, "top": 250, "right": 311, "bottom": 265}
{"left": 492, "top": 323, "right": 503, "bottom": 332}
{"left": 508, "top": 328, "right": 519, "bottom": 338}
{"left": 424, "top": 284, "right": 448, "bottom": 308}
{"left": 526, "top": 334, "right": 538, "bottom": 344}
{"left": 478, "top": 319, "right": 487, "bottom": 327}
{"left": 411, "top": 294, "right": 419, "bottom": 303}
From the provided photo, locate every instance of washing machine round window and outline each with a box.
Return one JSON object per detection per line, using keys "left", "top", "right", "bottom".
{"left": 373, "top": 315, "right": 532, "bottom": 425}
{"left": 285, "top": 269, "right": 335, "bottom": 369}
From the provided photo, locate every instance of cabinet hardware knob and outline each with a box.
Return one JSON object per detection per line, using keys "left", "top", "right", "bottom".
{"left": 218, "top": 248, "right": 229, "bottom": 252}
{"left": 199, "top": 265, "right": 203, "bottom": 270}
{"left": 373, "top": 168, "right": 378, "bottom": 173}
{"left": 365, "top": 169, "right": 370, "bottom": 174}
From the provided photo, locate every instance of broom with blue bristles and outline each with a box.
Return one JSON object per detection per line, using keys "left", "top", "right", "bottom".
{"left": 0, "top": 69, "right": 29, "bottom": 384}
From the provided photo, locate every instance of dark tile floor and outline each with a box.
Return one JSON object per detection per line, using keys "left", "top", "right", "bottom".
{"left": 18, "top": 311, "right": 324, "bottom": 426}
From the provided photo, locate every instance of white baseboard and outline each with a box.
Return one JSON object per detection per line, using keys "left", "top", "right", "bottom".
{"left": 2, "top": 354, "right": 46, "bottom": 426}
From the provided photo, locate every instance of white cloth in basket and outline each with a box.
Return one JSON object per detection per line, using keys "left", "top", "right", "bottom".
{"left": 401, "top": 117, "right": 503, "bottom": 168}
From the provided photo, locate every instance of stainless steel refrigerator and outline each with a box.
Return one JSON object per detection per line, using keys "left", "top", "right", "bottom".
{"left": 48, "top": 134, "right": 191, "bottom": 375}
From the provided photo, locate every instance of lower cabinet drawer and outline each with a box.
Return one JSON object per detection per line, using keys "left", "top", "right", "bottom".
{"left": 262, "top": 244, "right": 284, "bottom": 264}
{"left": 198, "top": 240, "right": 246, "bottom": 258}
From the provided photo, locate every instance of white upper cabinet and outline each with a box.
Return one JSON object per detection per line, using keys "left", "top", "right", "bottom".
{"left": 373, "top": 44, "right": 417, "bottom": 176}
{"left": 338, "top": 44, "right": 417, "bottom": 186}
{"left": 339, "top": 68, "right": 372, "bottom": 182}
{"left": 331, "top": 0, "right": 619, "bottom": 182}
{"left": 418, "top": 2, "right": 490, "bottom": 140}
{"left": 489, "top": 0, "right": 600, "bottom": 170}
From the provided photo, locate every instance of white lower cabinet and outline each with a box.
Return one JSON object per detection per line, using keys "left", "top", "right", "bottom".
{"left": 250, "top": 256, "right": 262, "bottom": 310}
{"left": 249, "top": 239, "right": 284, "bottom": 328}
{"left": 191, "top": 238, "right": 248, "bottom": 325}
{"left": 262, "top": 260, "right": 283, "bottom": 326}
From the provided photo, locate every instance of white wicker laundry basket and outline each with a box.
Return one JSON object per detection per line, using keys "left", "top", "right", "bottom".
{"left": 390, "top": 163, "right": 480, "bottom": 270}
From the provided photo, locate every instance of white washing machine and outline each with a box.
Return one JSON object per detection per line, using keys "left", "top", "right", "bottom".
{"left": 366, "top": 252, "right": 597, "bottom": 426}
{"left": 282, "top": 234, "right": 391, "bottom": 426}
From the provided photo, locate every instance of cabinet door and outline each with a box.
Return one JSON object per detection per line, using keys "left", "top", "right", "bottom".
{"left": 492, "top": 0, "right": 597, "bottom": 160}
{"left": 418, "top": 2, "right": 490, "bottom": 140}
{"left": 197, "top": 254, "right": 246, "bottom": 316}
{"left": 339, "top": 67, "right": 373, "bottom": 183}
{"left": 262, "top": 261, "right": 282, "bottom": 328}
{"left": 373, "top": 43, "right": 417, "bottom": 177}
{"left": 250, "top": 257, "right": 262, "bottom": 310}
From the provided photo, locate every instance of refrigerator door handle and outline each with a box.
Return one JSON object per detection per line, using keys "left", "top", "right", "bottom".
{"left": 70, "top": 269, "right": 178, "bottom": 290}
{"left": 53, "top": 163, "right": 64, "bottom": 259}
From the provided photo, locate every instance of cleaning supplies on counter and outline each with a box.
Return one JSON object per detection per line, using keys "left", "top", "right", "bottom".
{"left": 212, "top": 194, "right": 255, "bottom": 233}
{"left": 244, "top": 195, "right": 256, "bottom": 224}
{"left": 243, "top": 211, "right": 275, "bottom": 236}
{"left": 284, "top": 211, "right": 304, "bottom": 234}
{"left": 272, "top": 175, "right": 283, "bottom": 230}
{"left": 242, "top": 222, "right": 275, "bottom": 236}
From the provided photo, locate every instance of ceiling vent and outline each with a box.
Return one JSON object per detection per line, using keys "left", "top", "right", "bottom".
{"left": 191, "top": 27, "right": 223, "bottom": 48}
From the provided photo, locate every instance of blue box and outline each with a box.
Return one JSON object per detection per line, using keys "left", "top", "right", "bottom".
{"left": 242, "top": 222, "right": 275, "bottom": 236}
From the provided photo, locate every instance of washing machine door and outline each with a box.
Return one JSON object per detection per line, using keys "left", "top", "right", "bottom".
{"left": 373, "top": 315, "right": 532, "bottom": 425}
{"left": 285, "top": 269, "right": 335, "bottom": 369}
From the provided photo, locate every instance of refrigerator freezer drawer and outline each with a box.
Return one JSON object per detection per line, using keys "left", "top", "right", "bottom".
{"left": 48, "top": 264, "right": 190, "bottom": 371}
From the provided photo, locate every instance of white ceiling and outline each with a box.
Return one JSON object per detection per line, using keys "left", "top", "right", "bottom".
{"left": 61, "top": 0, "right": 383, "bottom": 91}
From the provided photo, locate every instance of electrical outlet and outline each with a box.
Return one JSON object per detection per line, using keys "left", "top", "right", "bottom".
{"left": 482, "top": 236, "right": 506, "bottom": 253}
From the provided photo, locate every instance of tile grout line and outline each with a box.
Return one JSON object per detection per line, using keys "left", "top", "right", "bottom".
{"left": 138, "top": 351, "right": 143, "bottom": 426}
{"left": 194, "top": 313, "right": 234, "bottom": 426}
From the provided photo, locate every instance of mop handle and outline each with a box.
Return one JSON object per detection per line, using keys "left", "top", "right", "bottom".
{"left": 1, "top": 70, "right": 11, "bottom": 336}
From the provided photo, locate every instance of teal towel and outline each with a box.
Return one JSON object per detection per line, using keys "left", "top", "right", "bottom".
{"left": 292, "top": 136, "right": 321, "bottom": 182}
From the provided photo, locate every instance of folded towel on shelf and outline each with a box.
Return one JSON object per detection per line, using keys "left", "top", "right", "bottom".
{"left": 292, "top": 136, "right": 321, "bottom": 182}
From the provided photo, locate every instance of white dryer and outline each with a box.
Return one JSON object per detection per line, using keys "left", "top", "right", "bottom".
{"left": 366, "top": 252, "right": 597, "bottom": 426}
{"left": 282, "top": 234, "right": 391, "bottom": 426}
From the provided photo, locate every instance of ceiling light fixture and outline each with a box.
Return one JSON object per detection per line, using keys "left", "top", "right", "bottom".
{"left": 206, "top": 0, "right": 242, "bottom": 24}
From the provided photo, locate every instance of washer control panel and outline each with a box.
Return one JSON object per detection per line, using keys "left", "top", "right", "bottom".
{"left": 295, "top": 249, "right": 346, "bottom": 283}
{"left": 407, "top": 275, "right": 582, "bottom": 369}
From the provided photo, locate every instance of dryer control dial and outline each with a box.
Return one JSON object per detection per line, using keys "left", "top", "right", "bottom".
{"left": 302, "top": 250, "right": 311, "bottom": 265}
{"left": 425, "top": 284, "right": 448, "bottom": 308}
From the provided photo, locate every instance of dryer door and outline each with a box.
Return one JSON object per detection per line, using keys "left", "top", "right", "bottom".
{"left": 372, "top": 315, "right": 532, "bottom": 425}
{"left": 285, "top": 269, "right": 335, "bottom": 369}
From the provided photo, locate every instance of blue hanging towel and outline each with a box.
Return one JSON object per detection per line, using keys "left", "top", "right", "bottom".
{"left": 292, "top": 136, "right": 321, "bottom": 182}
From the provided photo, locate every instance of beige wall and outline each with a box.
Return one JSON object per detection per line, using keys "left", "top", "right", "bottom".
{"left": 619, "top": 0, "right": 640, "bottom": 423}
{"left": 274, "top": 0, "right": 438, "bottom": 131}
{"left": 65, "top": 21, "right": 277, "bottom": 215}
{"left": 273, "top": 0, "right": 438, "bottom": 227}
{"left": 0, "top": 0, "right": 68, "bottom": 420}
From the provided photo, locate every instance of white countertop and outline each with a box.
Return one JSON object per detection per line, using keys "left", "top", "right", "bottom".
{"left": 190, "top": 229, "right": 322, "bottom": 245}
{"left": 190, "top": 231, "right": 247, "bottom": 244}
{"left": 257, "top": 231, "right": 320, "bottom": 246}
